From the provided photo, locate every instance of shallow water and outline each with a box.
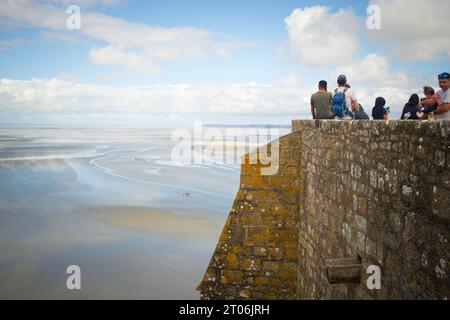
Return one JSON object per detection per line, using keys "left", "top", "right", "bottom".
{"left": 0, "top": 125, "right": 285, "bottom": 299}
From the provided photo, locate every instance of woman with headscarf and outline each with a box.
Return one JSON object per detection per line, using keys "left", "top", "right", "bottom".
{"left": 401, "top": 94, "right": 421, "bottom": 120}
{"left": 372, "top": 97, "right": 388, "bottom": 120}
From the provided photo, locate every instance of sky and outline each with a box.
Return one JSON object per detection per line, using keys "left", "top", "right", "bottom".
{"left": 0, "top": 0, "right": 448, "bottom": 126}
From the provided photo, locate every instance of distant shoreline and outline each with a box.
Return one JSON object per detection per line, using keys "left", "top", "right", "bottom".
{"left": 203, "top": 124, "right": 291, "bottom": 129}
{"left": 0, "top": 123, "right": 293, "bottom": 130}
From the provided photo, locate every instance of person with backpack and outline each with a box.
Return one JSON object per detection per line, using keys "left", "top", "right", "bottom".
{"left": 332, "top": 75, "right": 360, "bottom": 120}
{"left": 310, "top": 80, "right": 334, "bottom": 119}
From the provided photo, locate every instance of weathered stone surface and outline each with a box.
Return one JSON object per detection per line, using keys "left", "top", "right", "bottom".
{"left": 198, "top": 120, "right": 450, "bottom": 300}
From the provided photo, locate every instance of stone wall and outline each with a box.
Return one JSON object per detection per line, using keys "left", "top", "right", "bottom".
{"left": 197, "top": 134, "right": 302, "bottom": 299}
{"left": 198, "top": 120, "right": 449, "bottom": 300}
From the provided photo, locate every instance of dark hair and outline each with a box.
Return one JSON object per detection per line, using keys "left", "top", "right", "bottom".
{"left": 375, "top": 97, "right": 386, "bottom": 108}
{"left": 345, "top": 84, "right": 351, "bottom": 89}
{"left": 408, "top": 94, "right": 420, "bottom": 106}
{"left": 423, "top": 86, "right": 435, "bottom": 96}
{"left": 318, "top": 80, "right": 328, "bottom": 89}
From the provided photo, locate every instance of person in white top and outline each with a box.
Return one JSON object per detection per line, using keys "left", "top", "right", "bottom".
{"left": 435, "top": 72, "right": 450, "bottom": 120}
{"left": 333, "top": 75, "right": 360, "bottom": 120}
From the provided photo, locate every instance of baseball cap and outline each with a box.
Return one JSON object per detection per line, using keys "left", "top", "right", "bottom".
{"left": 337, "top": 74, "right": 347, "bottom": 83}
{"left": 438, "top": 72, "right": 450, "bottom": 79}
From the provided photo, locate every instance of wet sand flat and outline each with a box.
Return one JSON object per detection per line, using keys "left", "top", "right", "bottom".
{"left": 0, "top": 126, "right": 245, "bottom": 299}
{"left": 78, "top": 206, "right": 221, "bottom": 239}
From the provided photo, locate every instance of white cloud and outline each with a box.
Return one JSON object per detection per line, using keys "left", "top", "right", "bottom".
{"left": 336, "top": 53, "right": 412, "bottom": 87}
{"left": 367, "top": 0, "right": 450, "bottom": 61}
{"left": 0, "top": 0, "right": 66, "bottom": 30}
{"left": 89, "top": 46, "right": 160, "bottom": 76}
{"left": 283, "top": 6, "right": 360, "bottom": 66}
{"left": 280, "top": 4, "right": 435, "bottom": 115}
{"left": 0, "top": 77, "right": 312, "bottom": 119}
{"left": 0, "top": 0, "right": 251, "bottom": 75}
{"left": 0, "top": 77, "right": 428, "bottom": 123}
{"left": 0, "top": 76, "right": 424, "bottom": 122}
{"left": 280, "top": 72, "right": 299, "bottom": 87}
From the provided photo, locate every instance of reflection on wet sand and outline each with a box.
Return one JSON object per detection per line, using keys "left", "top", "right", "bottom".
{"left": 78, "top": 206, "right": 221, "bottom": 238}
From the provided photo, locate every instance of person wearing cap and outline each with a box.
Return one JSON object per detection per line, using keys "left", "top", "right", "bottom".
{"left": 435, "top": 72, "right": 450, "bottom": 120}
{"left": 334, "top": 74, "right": 360, "bottom": 120}
{"left": 310, "top": 80, "right": 334, "bottom": 119}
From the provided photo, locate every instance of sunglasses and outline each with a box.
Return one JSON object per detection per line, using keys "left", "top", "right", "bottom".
{"left": 438, "top": 73, "right": 450, "bottom": 80}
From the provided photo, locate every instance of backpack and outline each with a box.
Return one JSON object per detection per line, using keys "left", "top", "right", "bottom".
{"left": 332, "top": 88, "right": 350, "bottom": 118}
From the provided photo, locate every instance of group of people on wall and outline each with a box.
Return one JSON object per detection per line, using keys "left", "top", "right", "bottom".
{"left": 310, "top": 72, "right": 450, "bottom": 121}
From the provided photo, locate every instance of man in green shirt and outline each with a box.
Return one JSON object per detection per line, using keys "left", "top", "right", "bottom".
{"left": 310, "top": 80, "right": 334, "bottom": 119}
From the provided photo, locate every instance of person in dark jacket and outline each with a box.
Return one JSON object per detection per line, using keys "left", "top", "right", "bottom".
{"left": 345, "top": 84, "right": 369, "bottom": 120}
{"left": 372, "top": 97, "right": 388, "bottom": 120}
{"left": 355, "top": 104, "right": 370, "bottom": 120}
{"left": 401, "top": 94, "right": 421, "bottom": 120}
